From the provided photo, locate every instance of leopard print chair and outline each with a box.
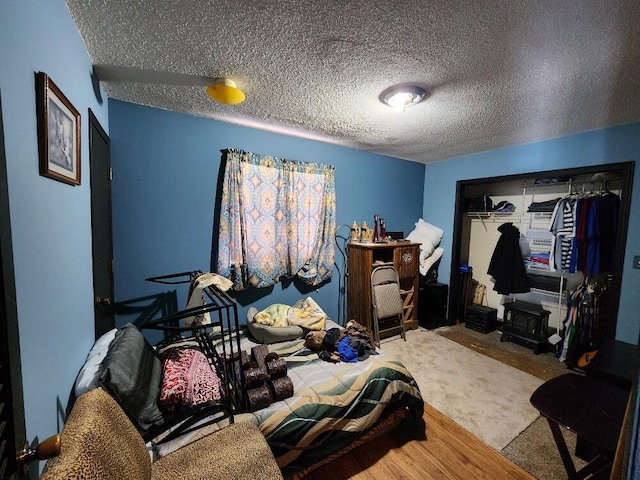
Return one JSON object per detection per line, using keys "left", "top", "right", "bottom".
{"left": 40, "top": 388, "right": 283, "bottom": 480}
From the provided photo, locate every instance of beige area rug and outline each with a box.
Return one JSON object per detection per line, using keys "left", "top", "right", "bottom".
{"left": 381, "top": 328, "right": 543, "bottom": 451}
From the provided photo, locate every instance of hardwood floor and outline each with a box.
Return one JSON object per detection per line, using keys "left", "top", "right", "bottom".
{"left": 297, "top": 324, "right": 569, "bottom": 479}
{"left": 436, "top": 323, "right": 571, "bottom": 381}
{"left": 302, "top": 402, "right": 535, "bottom": 480}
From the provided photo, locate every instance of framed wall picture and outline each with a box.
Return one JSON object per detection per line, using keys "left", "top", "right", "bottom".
{"left": 35, "top": 72, "right": 81, "bottom": 185}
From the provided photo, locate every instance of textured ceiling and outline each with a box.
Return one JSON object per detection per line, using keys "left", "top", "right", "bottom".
{"left": 65, "top": 0, "right": 640, "bottom": 164}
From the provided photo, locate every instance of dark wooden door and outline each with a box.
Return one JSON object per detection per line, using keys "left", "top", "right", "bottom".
{"left": 0, "top": 89, "right": 25, "bottom": 479}
{"left": 89, "top": 110, "right": 114, "bottom": 339}
{"left": 0, "top": 249, "right": 17, "bottom": 479}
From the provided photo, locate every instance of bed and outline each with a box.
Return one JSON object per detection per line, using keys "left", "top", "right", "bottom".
{"left": 83, "top": 272, "right": 424, "bottom": 478}
{"left": 152, "top": 331, "right": 424, "bottom": 478}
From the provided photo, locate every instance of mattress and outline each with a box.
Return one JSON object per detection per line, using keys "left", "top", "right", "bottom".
{"left": 151, "top": 327, "right": 424, "bottom": 475}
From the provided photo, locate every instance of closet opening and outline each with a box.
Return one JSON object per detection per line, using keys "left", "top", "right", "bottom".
{"left": 448, "top": 161, "right": 634, "bottom": 366}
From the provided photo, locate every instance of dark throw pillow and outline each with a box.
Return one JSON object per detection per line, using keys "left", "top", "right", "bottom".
{"left": 99, "top": 324, "right": 163, "bottom": 431}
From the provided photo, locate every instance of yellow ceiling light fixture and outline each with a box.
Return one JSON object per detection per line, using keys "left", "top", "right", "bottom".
{"left": 206, "top": 79, "right": 245, "bottom": 105}
{"left": 379, "top": 84, "right": 427, "bottom": 111}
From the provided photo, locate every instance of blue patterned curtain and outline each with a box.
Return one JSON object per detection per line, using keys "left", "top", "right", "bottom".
{"left": 217, "top": 149, "right": 336, "bottom": 290}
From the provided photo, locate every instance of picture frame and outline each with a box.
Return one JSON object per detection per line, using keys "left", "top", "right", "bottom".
{"left": 35, "top": 72, "right": 81, "bottom": 185}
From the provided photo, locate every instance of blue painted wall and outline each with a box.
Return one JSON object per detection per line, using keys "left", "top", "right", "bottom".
{"left": 1, "top": 0, "right": 108, "bottom": 451}
{"left": 2, "top": 0, "right": 639, "bottom": 468}
{"left": 423, "top": 123, "right": 640, "bottom": 343}
{"left": 108, "top": 100, "right": 425, "bottom": 328}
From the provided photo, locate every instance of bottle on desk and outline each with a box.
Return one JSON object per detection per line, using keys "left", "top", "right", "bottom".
{"left": 373, "top": 214, "right": 379, "bottom": 242}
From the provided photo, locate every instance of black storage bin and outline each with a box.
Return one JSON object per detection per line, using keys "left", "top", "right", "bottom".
{"left": 418, "top": 282, "right": 448, "bottom": 329}
{"left": 465, "top": 304, "right": 498, "bottom": 334}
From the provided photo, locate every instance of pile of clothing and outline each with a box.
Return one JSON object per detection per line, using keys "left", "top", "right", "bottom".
{"left": 304, "top": 320, "right": 378, "bottom": 363}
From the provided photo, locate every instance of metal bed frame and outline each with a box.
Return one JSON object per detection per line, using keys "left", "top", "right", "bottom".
{"left": 144, "top": 271, "right": 245, "bottom": 417}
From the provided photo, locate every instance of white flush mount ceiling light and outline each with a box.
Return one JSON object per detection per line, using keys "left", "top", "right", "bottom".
{"left": 379, "top": 84, "right": 427, "bottom": 111}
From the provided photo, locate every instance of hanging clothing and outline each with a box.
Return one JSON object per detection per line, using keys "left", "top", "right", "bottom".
{"left": 549, "top": 197, "right": 576, "bottom": 271}
{"left": 568, "top": 198, "right": 584, "bottom": 274}
{"left": 598, "top": 192, "right": 620, "bottom": 273}
{"left": 558, "top": 277, "right": 609, "bottom": 365}
{"left": 487, "top": 223, "right": 530, "bottom": 295}
{"left": 571, "top": 192, "right": 620, "bottom": 275}
{"left": 584, "top": 196, "right": 601, "bottom": 274}
{"left": 551, "top": 190, "right": 620, "bottom": 275}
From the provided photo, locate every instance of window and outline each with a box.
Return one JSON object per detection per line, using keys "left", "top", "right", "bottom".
{"left": 216, "top": 149, "right": 336, "bottom": 290}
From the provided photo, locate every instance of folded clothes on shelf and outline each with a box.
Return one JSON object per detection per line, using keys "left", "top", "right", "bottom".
{"left": 465, "top": 195, "right": 493, "bottom": 212}
{"left": 527, "top": 198, "right": 561, "bottom": 212}
{"left": 493, "top": 200, "right": 516, "bottom": 213}
{"left": 528, "top": 253, "right": 550, "bottom": 265}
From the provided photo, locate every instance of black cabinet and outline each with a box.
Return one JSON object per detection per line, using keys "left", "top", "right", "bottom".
{"left": 418, "top": 282, "right": 448, "bottom": 329}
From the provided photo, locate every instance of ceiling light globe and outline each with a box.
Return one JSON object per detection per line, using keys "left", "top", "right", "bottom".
{"left": 206, "top": 79, "right": 245, "bottom": 105}
{"left": 380, "top": 85, "right": 427, "bottom": 110}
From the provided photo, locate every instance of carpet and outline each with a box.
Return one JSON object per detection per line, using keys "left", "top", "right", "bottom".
{"left": 381, "top": 328, "right": 543, "bottom": 451}
{"left": 501, "top": 415, "right": 586, "bottom": 480}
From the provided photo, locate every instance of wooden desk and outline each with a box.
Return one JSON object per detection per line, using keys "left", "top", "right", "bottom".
{"left": 529, "top": 373, "right": 629, "bottom": 480}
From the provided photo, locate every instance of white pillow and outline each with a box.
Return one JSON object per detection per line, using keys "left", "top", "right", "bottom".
{"left": 74, "top": 328, "right": 117, "bottom": 398}
{"left": 416, "top": 218, "right": 444, "bottom": 237}
{"left": 415, "top": 219, "right": 443, "bottom": 247}
{"left": 420, "top": 246, "right": 444, "bottom": 276}
{"left": 406, "top": 218, "right": 443, "bottom": 256}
